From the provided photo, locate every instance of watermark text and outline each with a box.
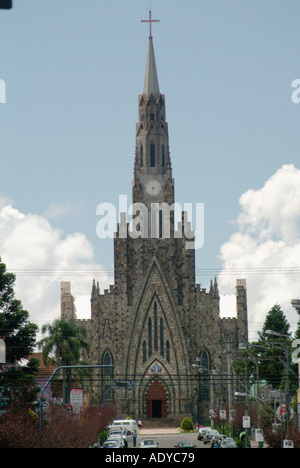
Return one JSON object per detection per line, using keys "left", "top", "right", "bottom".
{"left": 96, "top": 195, "right": 204, "bottom": 250}
{"left": 291, "top": 79, "right": 300, "bottom": 104}
{"left": 0, "top": 79, "right": 6, "bottom": 103}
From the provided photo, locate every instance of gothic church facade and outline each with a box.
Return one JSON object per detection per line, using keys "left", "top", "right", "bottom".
{"left": 61, "top": 32, "right": 248, "bottom": 422}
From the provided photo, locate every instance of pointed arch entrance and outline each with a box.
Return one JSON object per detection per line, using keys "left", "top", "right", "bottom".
{"left": 146, "top": 380, "right": 167, "bottom": 418}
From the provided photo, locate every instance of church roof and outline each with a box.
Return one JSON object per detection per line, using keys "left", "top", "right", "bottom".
{"left": 143, "top": 36, "right": 160, "bottom": 97}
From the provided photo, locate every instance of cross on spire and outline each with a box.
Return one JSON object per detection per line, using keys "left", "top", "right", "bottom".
{"left": 141, "top": 9, "right": 160, "bottom": 38}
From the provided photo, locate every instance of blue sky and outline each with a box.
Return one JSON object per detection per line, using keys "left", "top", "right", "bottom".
{"left": 1, "top": 0, "right": 300, "bottom": 339}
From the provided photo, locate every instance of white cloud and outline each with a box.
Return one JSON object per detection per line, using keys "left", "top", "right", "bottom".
{"left": 43, "top": 201, "right": 81, "bottom": 221}
{"left": 0, "top": 201, "right": 110, "bottom": 336}
{"left": 218, "top": 164, "right": 300, "bottom": 340}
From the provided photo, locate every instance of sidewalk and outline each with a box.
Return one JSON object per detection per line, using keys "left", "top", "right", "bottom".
{"left": 139, "top": 427, "right": 183, "bottom": 435}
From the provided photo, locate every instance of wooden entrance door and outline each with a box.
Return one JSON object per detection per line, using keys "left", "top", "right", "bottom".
{"left": 146, "top": 381, "right": 167, "bottom": 418}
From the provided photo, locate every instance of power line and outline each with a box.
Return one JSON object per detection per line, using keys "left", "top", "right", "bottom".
{"left": 6, "top": 266, "right": 300, "bottom": 277}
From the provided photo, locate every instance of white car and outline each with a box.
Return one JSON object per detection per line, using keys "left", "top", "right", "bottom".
{"left": 139, "top": 438, "right": 159, "bottom": 448}
{"left": 102, "top": 438, "right": 125, "bottom": 448}
{"left": 203, "top": 430, "right": 219, "bottom": 445}
{"left": 197, "top": 426, "right": 211, "bottom": 440}
{"left": 107, "top": 428, "right": 133, "bottom": 444}
{"left": 219, "top": 437, "right": 238, "bottom": 448}
{"left": 105, "top": 436, "right": 125, "bottom": 448}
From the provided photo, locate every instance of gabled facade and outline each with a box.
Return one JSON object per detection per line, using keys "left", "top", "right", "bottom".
{"left": 61, "top": 32, "right": 248, "bottom": 423}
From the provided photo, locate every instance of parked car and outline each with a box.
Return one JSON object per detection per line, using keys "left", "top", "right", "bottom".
{"left": 174, "top": 441, "right": 197, "bottom": 449}
{"left": 139, "top": 438, "right": 159, "bottom": 448}
{"left": 107, "top": 428, "right": 133, "bottom": 445}
{"left": 102, "top": 438, "right": 125, "bottom": 448}
{"left": 108, "top": 429, "right": 124, "bottom": 439}
{"left": 219, "top": 437, "right": 238, "bottom": 448}
{"left": 211, "top": 434, "right": 226, "bottom": 448}
{"left": 197, "top": 426, "right": 211, "bottom": 441}
{"left": 203, "top": 429, "right": 219, "bottom": 445}
{"left": 106, "top": 435, "right": 126, "bottom": 448}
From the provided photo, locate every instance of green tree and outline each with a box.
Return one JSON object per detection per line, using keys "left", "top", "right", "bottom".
{"left": 294, "top": 307, "right": 300, "bottom": 340}
{"left": 0, "top": 258, "right": 39, "bottom": 410}
{"left": 234, "top": 305, "right": 298, "bottom": 393}
{"left": 258, "top": 304, "right": 291, "bottom": 341}
{"left": 0, "top": 258, "right": 38, "bottom": 362}
{"left": 38, "top": 318, "right": 89, "bottom": 403}
{"left": 255, "top": 305, "right": 292, "bottom": 389}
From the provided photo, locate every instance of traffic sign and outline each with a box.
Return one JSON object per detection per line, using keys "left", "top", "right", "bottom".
{"left": 283, "top": 439, "right": 294, "bottom": 448}
{"left": 70, "top": 388, "right": 83, "bottom": 414}
{"left": 243, "top": 416, "right": 251, "bottom": 428}
{"left": 111, "top": 380, "right": 133, "bottom": 390}
{"left": 276, "top": 404, "right": 294, "bottom": 421}
{"left": 255, "top": 429, "right": 264, "bottom": 442}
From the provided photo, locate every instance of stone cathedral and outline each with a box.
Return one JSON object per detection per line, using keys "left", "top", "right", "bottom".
{"left": 61, "top": 28, "right": 248, "bottom": 423}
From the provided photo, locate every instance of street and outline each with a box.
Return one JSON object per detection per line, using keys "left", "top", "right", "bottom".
{"left": 132, "top": 431, "right": 207, "bottom": 449}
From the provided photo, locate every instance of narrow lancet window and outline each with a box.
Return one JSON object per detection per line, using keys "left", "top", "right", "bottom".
{"left": 148, "top": 317, "right": 152, "bottom": 356}
{"left": 166, "top": 340, "right": 170, "bottom": 362}
{"left": 162, "top": 143, "right": 165, "bottom": 167}
{"left": 160, "top": 317, "right": 164, "bottom": 356}
{"left": 150, "top": 142, "right": 155, "bottom": 167}
{"left": 154, "top": 302, "right": 158, "bottom": 350}
{"left": 140, "top": 145, "right": 144, "bottom": 167}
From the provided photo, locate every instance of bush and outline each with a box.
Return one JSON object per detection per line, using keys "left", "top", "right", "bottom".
{"left": 0, "top": 403, "right": 116, "bottom": 448}
{"left": 98, "top": 429, "right": 108, "bottom": 446}
{"left": 233, "top": 437, "right": 242, "bottom": 448}
{"left": 180, "top": 417, "right": 194, "bottom": 432}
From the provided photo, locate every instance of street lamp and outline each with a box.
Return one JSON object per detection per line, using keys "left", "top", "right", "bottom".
{"left": 265, "top": 330, "right": 289, "bottom": 338}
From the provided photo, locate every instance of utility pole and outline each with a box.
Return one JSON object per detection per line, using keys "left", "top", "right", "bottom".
{"left": 227, "top": 343, "right": 232, "bottom": 436}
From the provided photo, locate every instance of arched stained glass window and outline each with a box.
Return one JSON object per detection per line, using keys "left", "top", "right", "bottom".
{"left": 198, "top": 350, "right": 210, "bottom": 399}
{"left": 154, "top": 302, "right": 158, "bottom": 351}
{"left": 150, "top": 141, "right": 155, "bottom": 167}
{"left": 140, "top": 145, "right": 144, "bottom": 167}
{"left": 160, "top": 317, "right": 164, "bottom": 357}
{"left": 148, "top": 317, "right": 152, "bottom": 356}
{"left": 102, "top": 351, "right": 113, "bottom": 399}
{"left": 166, "top": 340, "right": 170, "bottom": 363}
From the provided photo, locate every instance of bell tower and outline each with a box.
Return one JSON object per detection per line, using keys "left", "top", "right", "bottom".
{"left": 133, "top": 19, "right": 174, "bottom": 237}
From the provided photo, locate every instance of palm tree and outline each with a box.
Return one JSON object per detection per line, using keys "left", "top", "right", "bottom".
{"left": 38, "top": 319, "right": 90, "bottom": 404}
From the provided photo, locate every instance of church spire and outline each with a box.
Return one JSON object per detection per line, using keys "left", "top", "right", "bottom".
{"left": 141, "top": 10, "right": 160, "bottom": 98}
{"left": 133, "top": 9, "right": 174, "bottom": 230}
{"left": 143, "top": 36, "right": 160, "bottom": 98}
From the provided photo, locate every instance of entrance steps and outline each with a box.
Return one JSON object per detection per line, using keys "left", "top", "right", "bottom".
{"left": 140, "top": 418, "right": 181, "bottom": 429}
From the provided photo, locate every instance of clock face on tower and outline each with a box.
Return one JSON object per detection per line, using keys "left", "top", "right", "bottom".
{"left": 146, "top": 180, "right": 161, "bottom": 196}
